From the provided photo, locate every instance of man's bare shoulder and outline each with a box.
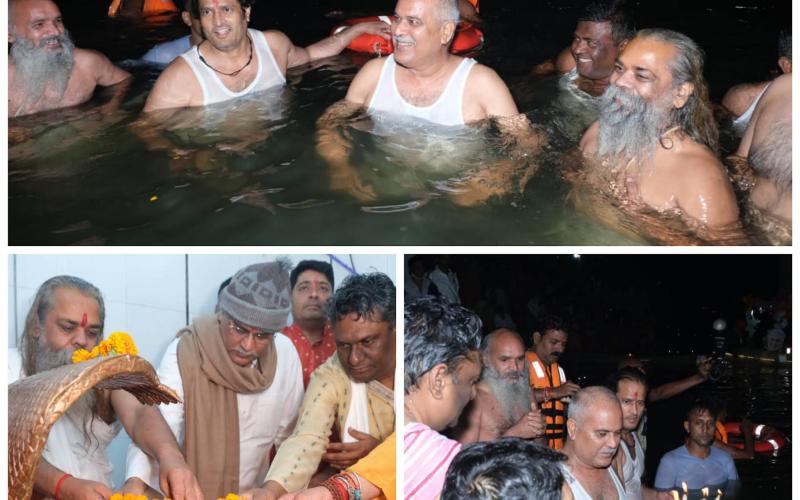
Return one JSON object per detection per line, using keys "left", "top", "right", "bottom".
{"left": 580, "top": 120, "right": 600, "bottom": 155}
{"left": 555, "top": 46, "right": 576, "bottom": 74}
{"left": 263, "top": 29, "right": 292, "bottom": 52}
{"left": 72, "top": 47, "right": 114, "bottom": 69}
{"left": 722, "top": 80, "right": 769, "bottom": 117}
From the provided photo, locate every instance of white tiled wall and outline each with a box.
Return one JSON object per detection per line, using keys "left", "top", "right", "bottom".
{"left": 8, "top": 253, "right": 395, "bottom": 489}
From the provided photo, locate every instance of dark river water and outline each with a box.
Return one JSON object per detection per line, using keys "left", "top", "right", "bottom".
{"left": 8, "top": 0, "right": 790, "bottom": 245}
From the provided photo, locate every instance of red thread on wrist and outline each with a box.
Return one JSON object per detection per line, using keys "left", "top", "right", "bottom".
{"left": 54, "top": 473, "right": 72, "bottom": 500}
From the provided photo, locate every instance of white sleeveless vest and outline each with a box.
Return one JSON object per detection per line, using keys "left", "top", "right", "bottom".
{"left": 621, "top": 432, "right": 646, "bottom": 500}
{"left": 561, "top": 462, "right": 628, "bottom": 500}
{"left": 181, "top": 29, "right": 286, "bottom": 106}
{"left": 368, "top": 55, "right": 476, "bottom": 126}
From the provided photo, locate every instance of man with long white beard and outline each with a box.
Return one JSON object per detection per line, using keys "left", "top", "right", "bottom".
{"left": 8, "top": 276, "right": 202, "bottom": 500}
{"left": 579, "top": 28, "right": 740, "bottom": 230}
{"left": 8, "top": 0, "right": 132, "bottom": 117}
{"left": 456, "top": 328, "right": 546, "bottom": 444}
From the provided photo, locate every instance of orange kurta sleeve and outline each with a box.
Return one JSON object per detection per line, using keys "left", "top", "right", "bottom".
{"left": 348, "top": 432, "right": 396, "bottom": 500}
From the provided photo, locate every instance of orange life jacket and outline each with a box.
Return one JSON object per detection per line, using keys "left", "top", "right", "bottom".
{"left": 526, "top": 351, "right": 567, "bottom": 450}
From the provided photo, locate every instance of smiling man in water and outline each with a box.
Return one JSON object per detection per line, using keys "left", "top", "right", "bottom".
{"left": 8, "top": 0, "right": 132, "bottom": 117}
{"left": 317, "top": 0, "right": 544, "bottom": 206}
{"left": 143, "top": 0, "right": 389, "bottom": 110}
{"left": 579, "top": 28, "right": 741, "bottom": 232}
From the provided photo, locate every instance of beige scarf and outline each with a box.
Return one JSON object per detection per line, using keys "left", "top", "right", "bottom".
{"left": 176, "top": 315, "right": 277, "bottom": 499}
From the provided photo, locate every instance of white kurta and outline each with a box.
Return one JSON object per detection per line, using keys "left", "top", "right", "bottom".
{"left": 8, "top": 348, "right": 122, "bottom": 487}
{"left": 125, "top": 333, "right": 304, "bottom": 493}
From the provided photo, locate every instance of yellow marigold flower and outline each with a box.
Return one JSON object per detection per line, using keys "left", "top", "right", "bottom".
{"left": 99, "top": 340, "right": 112, "bottom": 356}
{"left": 72, "top": 349, "right": 92, "bottom": 363}
{"left": 109, "top": 494, "right": 123, "bottom": 500}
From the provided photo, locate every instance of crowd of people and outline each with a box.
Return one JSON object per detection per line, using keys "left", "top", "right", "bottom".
{"left": 7, "top": 0, "right": 791, "bottom": 244}
{"left": 405, "top": 297, "right": 750, "bottom": 499}
{"left": 9, "top": 260, "right": 397, "bottom": 500}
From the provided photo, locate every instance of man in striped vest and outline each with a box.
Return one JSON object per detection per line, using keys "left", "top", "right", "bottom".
{"left": 526, "top": 316, "right": 580, "bottom": 450}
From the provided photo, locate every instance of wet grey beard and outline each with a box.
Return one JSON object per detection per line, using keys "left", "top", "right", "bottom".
{"left": 483, "top": 365, "right": 533, "bottom": 426}
{"left": 10, "top": 31, "right": 75, "bottom": 114}
{"left": 597, "top": 85, "right": 673, "bottom": 169}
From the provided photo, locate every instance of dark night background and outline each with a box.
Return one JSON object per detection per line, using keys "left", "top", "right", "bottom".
{"left": 408, "top": 254, "right": 792, "bottom": 495}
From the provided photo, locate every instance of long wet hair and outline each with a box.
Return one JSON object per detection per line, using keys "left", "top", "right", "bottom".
{"left": 21, "top": 276, "right": 106, "bottom": 377}
{"left": 636, "top": 28, "right": 719, "bottom": 153}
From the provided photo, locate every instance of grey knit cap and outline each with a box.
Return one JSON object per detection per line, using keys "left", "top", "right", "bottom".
{"left": 218, "top": 259, "right": 292, "bottom": 332}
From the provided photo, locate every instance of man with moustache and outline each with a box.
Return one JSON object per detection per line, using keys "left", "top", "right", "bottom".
{"left": 282, "top": 260, "right": 336, "bottom": 388}
{"left": 654, "top": 400, "right": 740, "bottom": 496}
{"left": 533, "top": 1, "right": 634, "bottom": 97}
{"left": 125, "top": 261, "right": 305, "bottom": 499}
{"left": 526, "top": 316, "right": 580, "bottom": 450}
{"left": 456, "top": 329, "right": 546, "bottom": 444}
{"left": 9, "top": 276, "right": 202, "bottom": 500}
{"left": 261, "top": 273, "right": 396, "bottom": 500}
{"left": 8, "top": 0, "right": 132, "bottom": 117}
{"left": 733, "top": 71, "right": 791, "bottom": 239}
{"left": 317, "top": 0, "right": 542, "bottom": 206}
{"left": 579, "top": 28, "right": 740, "bottom": 230}
{"left": 143, "top": 0, "right": 389, "bottom": 110}
{"left": 560, "top": 387, "right": 627, "bottom": 500}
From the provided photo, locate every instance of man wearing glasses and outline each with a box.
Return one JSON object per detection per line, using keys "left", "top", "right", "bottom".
{"left": 125, "top": 259, "right": 304, "bottom": 500}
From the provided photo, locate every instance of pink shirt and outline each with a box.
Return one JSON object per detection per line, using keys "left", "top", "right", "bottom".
{"left": 282, "top": 322, "right": 337, "bottom": 388}
{"left": 404, "top": 421, "right": 462, "bottom": 500}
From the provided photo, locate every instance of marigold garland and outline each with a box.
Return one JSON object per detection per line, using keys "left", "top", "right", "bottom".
{"left": 72, "top": 332, "right": 139, "bottom": 364}
{"left": 217, "top": 494, "right": 242, "bottom": 500}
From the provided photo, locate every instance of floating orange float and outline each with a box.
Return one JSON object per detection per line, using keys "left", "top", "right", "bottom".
{"left": 332, "top": 15, "right": 484, "bottom": 56}
{"left": 142, "top": 0, "right": 178, "bottom": 16}
{"left": 723, "top": 422, "right": 788, "bottom": 453}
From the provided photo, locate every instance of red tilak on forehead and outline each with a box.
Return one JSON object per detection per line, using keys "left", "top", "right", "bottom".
{"left": 80, "top": 313, "right": 88, "bottom": 328}
{"left": 633, "top": 391, "right": 639, "bottom": 399}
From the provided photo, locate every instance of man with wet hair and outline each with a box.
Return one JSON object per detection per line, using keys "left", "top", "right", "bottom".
{"left": 441, "top": 438, "right": 568, "bottom": 500}
{"left": 580, "top": 28, "right": 740, "bottom": 230}
{"left": 526, "top": 315, "right": 580, "bottom": 450}
{"left": 8, "top": 0, "right": 132, "bottom": 117}
{"left": 723, "top": 30, "right": 791, "bottom": 135}
{"left": 141, "top": 0, "right": 205, "bottom": 65}
{"left": 404, "top": 296, "right": 483, "bottom": 499}
{"left": 560, "top": 386, "right": 627, "bottom": 499}
{"left": 456, "top": 329, "right": 546, "bottom": 445}
{"left": 654, "top": 399, "right": 740, "bottom": 497}
{"left": 9, "top": 276, "right": 202, "bottom": 500}
{"left": 282, "top": 259, "right": 336, "bottom": 388}
{"left": 125, "top": 260, "right": 304, "bottom": 499}
{"left": 144, "top": 0, "right": 389, "bottom": 110}
{"left": 534, "top": 0, "right": 634, "bottom": 97}
{"left": 262, "top": 273, "right": 396, "bottom": 499}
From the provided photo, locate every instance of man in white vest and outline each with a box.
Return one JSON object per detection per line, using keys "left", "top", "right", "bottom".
{"left": 260, "top": 273, "right": 396, "bottom": 499}
{"left": 144, "top": 0, "right": 389, "bottom": 110}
